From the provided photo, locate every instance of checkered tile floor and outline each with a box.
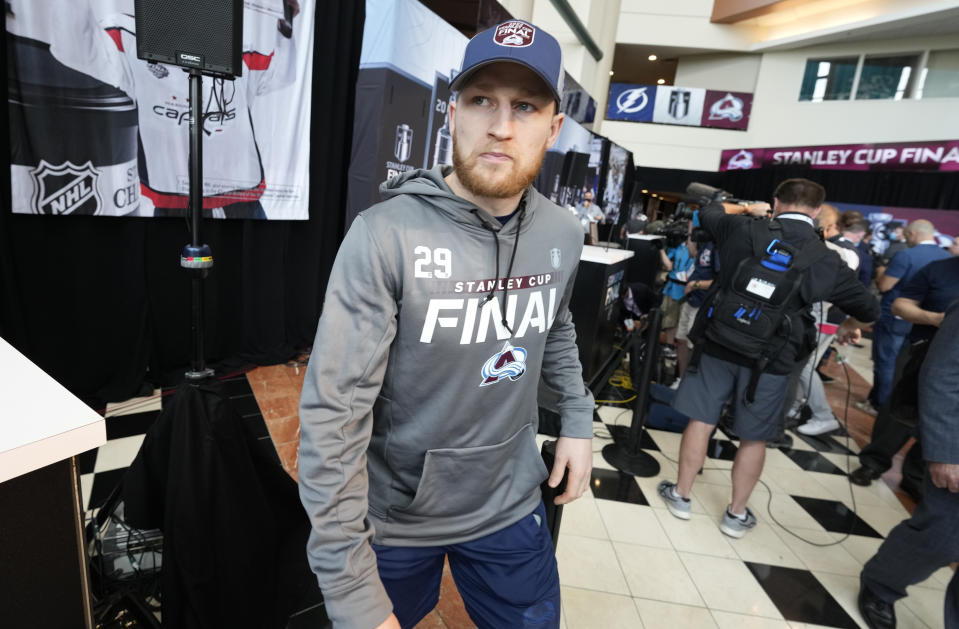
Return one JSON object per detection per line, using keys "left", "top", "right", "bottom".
{"left": 540, "top": 404, "right": 950, "bottom": 629}
{"left": 79, "top": 375, "right": 951, "bottom": 628}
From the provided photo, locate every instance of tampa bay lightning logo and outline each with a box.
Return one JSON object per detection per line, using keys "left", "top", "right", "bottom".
{"left": 616, "top": 87, "right": 649, "bottom": 114}
{"left": 480, "top": 341, "right": 528, "bottom": 387}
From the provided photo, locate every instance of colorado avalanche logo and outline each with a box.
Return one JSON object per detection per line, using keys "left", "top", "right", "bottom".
{"left": 480, "top": 341, "right": 528, "bottom": 387}
{"left": 494, "top": 21, "right": 535, "bottom": 48}
{"left": 709, "top": 93, "right": 744, "bottom": 122}
{"left": 727, "top": 149, "right": 755, "bottom": 170}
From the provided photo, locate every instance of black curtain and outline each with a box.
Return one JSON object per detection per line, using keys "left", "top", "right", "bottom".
{"left": 636, "top": 165, "right": 959, "bottom": 210}
{"left": 0, "top": 2, "right": 365, "bottom": 406}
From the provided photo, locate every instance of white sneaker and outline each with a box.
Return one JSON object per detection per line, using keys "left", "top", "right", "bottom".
{"left": 669, "top": 378, "right": 681, "bottom": 390}
{"left": 854, "top": 400, "right": 879, "bottom": 416}
{"left": 797, "top": 416, "right": 841, "bottom": 436}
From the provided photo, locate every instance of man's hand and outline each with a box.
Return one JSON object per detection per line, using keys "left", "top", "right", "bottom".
{"left": 548, "top": 437, "right": 592, "bottom": 505}
{"left": 375, "top": 613, "right": 402, "bottom": 629}
{"left": 745, "top": 202, "right": 771, "bottom": 217}
{"left": 929, "top": 463, "right": 959, "bottom": 493}
{"left": 836, "top": 318, "right": 863, "bottom": 345}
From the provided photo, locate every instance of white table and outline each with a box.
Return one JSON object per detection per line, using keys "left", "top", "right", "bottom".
{"left": 0, "top": 336, "right": 105, "bottom": 483}
{"left": 0, "top": 335, "right": 105, "bottom": 628}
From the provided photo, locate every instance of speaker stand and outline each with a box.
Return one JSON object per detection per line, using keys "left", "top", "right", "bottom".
{"left": 602, "top": 308, "right": 662, "bottom": 477}
{"left": 182, "top": 68, "right": 214, "bottom": 382}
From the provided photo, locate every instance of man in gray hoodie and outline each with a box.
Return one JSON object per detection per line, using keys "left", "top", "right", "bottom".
{"left": 299, "top": 20, "right": 594, "bottom": 629}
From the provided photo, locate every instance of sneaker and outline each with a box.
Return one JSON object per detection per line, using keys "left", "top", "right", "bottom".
{"left": 657, "top": 481, "right": 691, "bottom": 520}
{"left": 720, "top": 506, "right": 757, "bottom": 538}
{"left": 669, "top": 378, "right": 681, "bottom": 390}
{"left": 854, "top": 399, "right": 879, "bottom": 416}
{"left": 797, "top": 416, "right": 841, "bottom": 436}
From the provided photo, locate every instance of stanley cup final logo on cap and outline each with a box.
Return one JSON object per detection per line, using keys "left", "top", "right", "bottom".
{"left": 494, "top": 21, "right": 535, "bottom": 47}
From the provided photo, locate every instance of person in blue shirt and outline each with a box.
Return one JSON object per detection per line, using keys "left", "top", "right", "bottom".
{"left": 856, "top": 220, "right": 949, "bottom": 416}
{"left": 675, "top": 237, "right": 718, "bottom": 377}
{"left": 661, "top": 238, "right": 694, "bottom": 350}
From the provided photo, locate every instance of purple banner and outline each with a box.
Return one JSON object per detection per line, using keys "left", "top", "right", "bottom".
{"left": 720, "top": 140, "right": 959, "bottom": 172}
{"left": 702, "top": 90, "right": 752, "bottom": 130}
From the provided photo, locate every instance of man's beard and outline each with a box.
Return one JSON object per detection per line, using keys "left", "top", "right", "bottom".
{"left": 451, "top": 134, "right": 547, "bottom": 200}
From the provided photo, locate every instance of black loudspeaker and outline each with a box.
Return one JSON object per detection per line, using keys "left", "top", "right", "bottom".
{"left": 560, "top": 151, "right": 590, "bottom": 190}
{"left": 134, "top": 0, "right": 243, "bottom": 77}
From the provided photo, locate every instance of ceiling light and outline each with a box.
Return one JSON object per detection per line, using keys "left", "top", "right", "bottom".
{"left": 641, "top": 189, "right": 648, "bottom": 193}
{"left": 648, "top": 54, "right": 657, "bottom": 61}
{"left": 657, "top": 78, "right": 666, "bottom": 85}
{"left": 609, "top": 70, "right": 614, "bottom": 76}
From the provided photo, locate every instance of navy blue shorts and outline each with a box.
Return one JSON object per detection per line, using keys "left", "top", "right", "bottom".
{"left": 372, "top": 501, "right": 560, "bottom": 629}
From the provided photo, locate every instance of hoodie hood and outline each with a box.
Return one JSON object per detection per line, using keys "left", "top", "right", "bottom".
{"left": 380, "top": 165, "right": 532, "bottom": 233}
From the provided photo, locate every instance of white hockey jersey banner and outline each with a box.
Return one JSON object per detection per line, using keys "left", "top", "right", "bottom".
{"left": 6, "top": 0, "right": 313, "bottom": 219}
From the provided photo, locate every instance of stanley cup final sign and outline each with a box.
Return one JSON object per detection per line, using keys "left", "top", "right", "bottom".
{"left": 720, "top": 140, "right": 959, "bottom": 172}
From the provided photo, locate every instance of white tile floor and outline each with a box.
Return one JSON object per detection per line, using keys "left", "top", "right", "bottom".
{"left": 542, "top": 418, "right": 950, "bottom": 629}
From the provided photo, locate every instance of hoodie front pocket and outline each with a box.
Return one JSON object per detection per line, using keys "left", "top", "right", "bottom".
{"left": 389, "top": 424, "right": 547, "bottom": 521}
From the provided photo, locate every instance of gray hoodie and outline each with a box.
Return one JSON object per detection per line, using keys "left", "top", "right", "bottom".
{"left": 298, "top": 166, "right": 594, "bottom": 629}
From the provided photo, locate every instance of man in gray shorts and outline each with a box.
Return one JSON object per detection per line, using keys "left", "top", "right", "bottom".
{"left": 656, "top": 179, "right": 878, "bottom": 538}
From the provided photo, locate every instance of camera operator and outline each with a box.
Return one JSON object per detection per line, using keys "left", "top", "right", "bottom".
{"left": 657, "top": 179, "right": 879, "bottom": 538}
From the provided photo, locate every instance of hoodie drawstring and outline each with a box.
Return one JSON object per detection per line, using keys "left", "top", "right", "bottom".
{"left": 500, "top": 209, "right": 525, "bottom": 334}
{"left": 471, "top": 206, "right": 525, "bottom": 336}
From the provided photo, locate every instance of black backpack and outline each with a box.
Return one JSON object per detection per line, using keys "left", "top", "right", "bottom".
{"left": 690, "top": 219, "right": 820, "bottom": 401}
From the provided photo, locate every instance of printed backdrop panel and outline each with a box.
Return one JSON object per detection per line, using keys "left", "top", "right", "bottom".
{"left": 6, "top": 0, "right": 314, "bottom": 219}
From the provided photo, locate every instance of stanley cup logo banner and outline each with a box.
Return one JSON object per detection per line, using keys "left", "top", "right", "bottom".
{"left": 346, "top": 0, "right": 470, "bottom": 227}
{"left": 668, "top": 90, "right": 691, "bottom": 119}
{"left": 652, "top": 86, "right": 705, "bottom": 126}
{"left": 6, "top": 0, "right": 315, "bottom": 219}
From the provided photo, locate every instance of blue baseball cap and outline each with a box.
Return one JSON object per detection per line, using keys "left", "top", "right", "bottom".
{"left": 451, "top": 20, "right": 564, "bottom": 104}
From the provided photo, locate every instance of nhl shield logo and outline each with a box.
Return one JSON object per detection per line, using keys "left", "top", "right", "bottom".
{"left": 494, "top": 21, "right": 535, "bottom": 48}
{"left": 550, "top": 248, "right": 562, "bottom": 269}
{"left": 30, "top": 160, "right": 102, "bottom": 215}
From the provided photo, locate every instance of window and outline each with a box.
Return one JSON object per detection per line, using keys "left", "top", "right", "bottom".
{"left": 856, "top": 54, "right": 921, "bottom": 100}
{"left": 799, "top": 57, "right": 858, "bottom": 101}
{"left": 916, "top": 49, "right": 959, "bottom": 99}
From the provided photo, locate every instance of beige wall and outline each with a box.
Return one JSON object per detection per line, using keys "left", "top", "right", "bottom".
{"left": 617, "top": 0, "right": 760, "bottom": 51}
{"left": 527, "top": 0, "right": 621, "bottom": 131}
{"left": 673, "top": 53, "right": 762, "bottom": 93}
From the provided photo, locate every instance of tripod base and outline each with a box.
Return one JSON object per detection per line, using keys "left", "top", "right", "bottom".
{"left": 185, "top": 368, "right": 215, "bottom": 382}
{"left": 602, "top": 442, "right": 661, "bottom": 477}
